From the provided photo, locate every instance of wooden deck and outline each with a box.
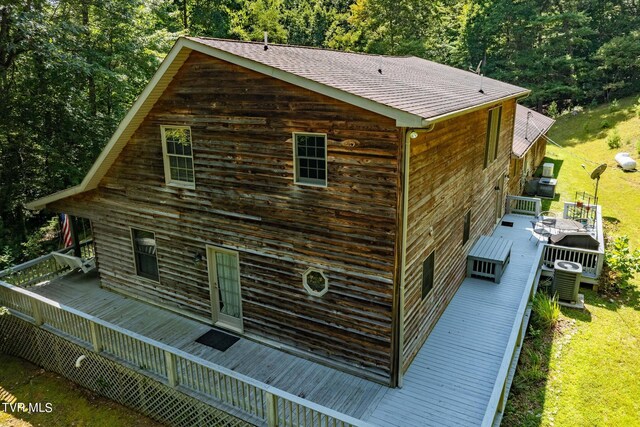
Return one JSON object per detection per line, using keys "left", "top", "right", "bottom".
{"left": 22, "top": 213, "right": 541, "bottom": 426}
{"left": 365, "top": 214, "right": 540, "bottom": 426}
{"left": 29, "top": 270, "right": 386, "bottom": 420}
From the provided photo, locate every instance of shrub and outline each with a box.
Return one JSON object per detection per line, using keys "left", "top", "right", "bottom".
{"left": 604, "top": 236, "right": 640, "bottom": 290}
{"left": 532, "top": 292, "right": 560, "bottom": 329}
{"left": 636, "top": 140, "right": 640, "bottom": 157}
{"left": 547, "top": 101, "right": 559, "bottom": 118}
{"left": 606, "top": 130, "right": 621, "bottom": 149}
{"left": 609, "top": 99, "right": 619, "bottom": 112}
{"left": 600, "top": 119, "right": 611, "bottom": 129}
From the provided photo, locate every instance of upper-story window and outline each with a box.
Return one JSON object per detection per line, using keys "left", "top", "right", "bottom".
{"left": 294, "top": 133, "right": 327, "bottom": 186}
{"left": 483, "top": 106, "right": 502, "bottom": 168}
{"left": 161, "top": 126, "right": 195, "bottom": 188}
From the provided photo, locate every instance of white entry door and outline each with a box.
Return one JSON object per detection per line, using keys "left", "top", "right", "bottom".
{"left": 206, "top": 246, "right": 243, "bottom": 333}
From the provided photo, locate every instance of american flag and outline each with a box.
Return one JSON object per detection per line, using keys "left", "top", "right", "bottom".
{"left": 59, "top": 214, "right": 73, "bottom": 248}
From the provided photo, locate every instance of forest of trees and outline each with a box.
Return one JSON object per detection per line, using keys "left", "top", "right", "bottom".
{"left": 0, "top": 0, "right": 639, "bottom": 267}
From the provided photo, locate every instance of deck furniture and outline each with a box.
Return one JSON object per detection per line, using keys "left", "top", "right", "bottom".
{"left": 530, "top": 222, "right": 553, "bottom": 245}
{"left": 467, "top": 236, "right": 513, "bottom": 283}
{"left": 554, "top": 218, "right": 587, "bottom": 233}
{"left": 52, "top": 252, "right": 96, "bottom": 273}
{"left": 539, "top": 211, "right": 557, "bottom": 230}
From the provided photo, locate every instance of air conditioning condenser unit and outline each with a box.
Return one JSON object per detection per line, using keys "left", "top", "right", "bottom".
{"left": 552, "top": 260, "right": 582, "bottom": 303}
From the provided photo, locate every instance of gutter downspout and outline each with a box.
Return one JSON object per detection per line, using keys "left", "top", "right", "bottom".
{"left": 394, "top": 125, "right": 434, "bottom": 388}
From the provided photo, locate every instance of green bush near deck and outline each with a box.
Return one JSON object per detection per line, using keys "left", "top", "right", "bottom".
{"left": 532, "top": 293, "right": 560, "bottom": 330}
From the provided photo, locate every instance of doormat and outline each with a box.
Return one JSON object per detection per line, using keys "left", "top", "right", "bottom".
{"left": 501, "top": 221, "right": 514, "bottom": 227}
{"left": 195, "top": 329, "right": 240, "bottom": 352}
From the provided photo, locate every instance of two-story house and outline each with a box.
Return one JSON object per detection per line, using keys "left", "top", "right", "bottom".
{"left": 27, "top": 37, "right": 529, "bottom": 387}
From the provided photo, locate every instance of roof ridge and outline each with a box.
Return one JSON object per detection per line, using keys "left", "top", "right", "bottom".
{"left": 186, "top": 36, "right": 414, "bottom": 59}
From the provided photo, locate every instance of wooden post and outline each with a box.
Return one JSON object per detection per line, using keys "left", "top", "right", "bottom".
{"left": 30, "top": 299, "right": 43, "bottom": 326}
{"left": 70, "top": 216, "right": 82, "bottom": 258}
{"left": 90, "top": 321, "right": 102, "bottom": 352}
{"left": 266, "top": 392, "right": 278, "bottom": 426}
{"left": 165, "top": 351, "right": 177, "bottom": 387}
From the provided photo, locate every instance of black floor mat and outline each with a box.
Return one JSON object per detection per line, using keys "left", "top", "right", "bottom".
{"left": 195, "top": 329, "right": 240, "bottom": 352}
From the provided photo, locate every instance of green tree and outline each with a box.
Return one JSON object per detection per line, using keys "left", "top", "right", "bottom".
{"left": 230, "top": 0, "right": 288, "bottom": 42}
{"left": 595, "top": 32, "right": 640, "bottom": 100}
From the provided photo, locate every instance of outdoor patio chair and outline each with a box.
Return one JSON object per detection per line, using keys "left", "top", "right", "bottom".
{"left": 529, "top": 221, "right": 553, "bottom": 245}
{"left": 52, "top": 251, "right": 96, "bottom": 274}
{"left": 538, "top": 211, "right": 557, "bottom": 233}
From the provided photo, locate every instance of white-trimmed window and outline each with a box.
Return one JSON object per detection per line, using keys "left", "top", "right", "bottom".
{"left": 302, "top": 268, "right": 328, "bottom": 297}
{"left": 131, "top": 228, "right": 159, "bottom": 282}
{"left": 161, "top": 126, "right": 195, "bottom": 187}
{"left": 294, "top": 133, "right": 327, "bottom": 186}
{"left": 483, "top": 106, "right": 502, "bottom": 168}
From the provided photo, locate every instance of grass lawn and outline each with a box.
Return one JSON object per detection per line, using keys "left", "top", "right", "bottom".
{"left": 504, "top": 96, "right": 640, "bottom": 426}
{"left": 0, "top": 353, "right": 162, "bottom": 427}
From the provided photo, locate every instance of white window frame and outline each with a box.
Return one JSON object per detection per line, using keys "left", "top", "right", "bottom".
{"left": 161, "top": 125, "right": 196, "bottom": 189}
{"left": 130, "top": 227, "right": 161, "bottom": 284}
{"left": 293, "top": 132, "right": 328, "bottom": 187}
{"left": 302, "top": 267, "right": 329, "bottom": 297}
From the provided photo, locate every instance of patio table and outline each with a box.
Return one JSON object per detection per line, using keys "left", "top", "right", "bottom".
{"left": 554, "top": 218, "right": 586, "bottom": 233}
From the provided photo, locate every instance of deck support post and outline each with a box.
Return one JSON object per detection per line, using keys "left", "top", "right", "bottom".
{"left": 266, "top": 392, "right": 278, "bottom": 426}
{"left": 90, "top": 321, "right": 102, "bottom": 352}
{"left": 165, "top": 351, "right": 177, "bottom": 387}
{"left": 30, "top": 299, "right": 43, "bottom": 325}
{"left": 70, "top": 216, "right": 82, "bottom": 258}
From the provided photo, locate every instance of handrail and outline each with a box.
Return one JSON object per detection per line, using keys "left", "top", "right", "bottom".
{"left": 505, "top": 195, "right": 542, "bottom": 217}
{"left": 0, "top": 278, "right": 369, "bottom": 427}
{"left": 0, "top": 240, "right": 95, "bottom": 286}
{"left": 481, "top": 241, "right": 545, "bottom": 426}
{"left": 541, "top": 243, "right": 603, "bottom": 279}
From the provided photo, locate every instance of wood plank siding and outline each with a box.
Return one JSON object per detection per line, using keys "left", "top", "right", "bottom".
{"left": 508, "top": 138, "right": 548, "bottom": 195}
{"left": 51, "top": 51, "right": 402, "bottom": 381}
{"left": 401, "top": 100, "right": 517, "bottom": 372}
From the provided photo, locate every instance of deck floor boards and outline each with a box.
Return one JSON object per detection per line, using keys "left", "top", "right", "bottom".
{"left": 365, "top": 214, "right": 539, "bottom": 426}
{"left": 25, "top": 213, "right": 539, "bottom": 425}
{"left": 29, "top": 270, "right": 385, "bottom": 418}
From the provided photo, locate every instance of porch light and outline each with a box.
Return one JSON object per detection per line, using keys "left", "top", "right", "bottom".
{"left": 193, "top": 252, "right": 205, "bottom": 268}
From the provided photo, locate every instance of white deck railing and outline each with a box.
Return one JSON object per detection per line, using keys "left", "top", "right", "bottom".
{"left": 0, "top": 260, "right": 368, "bottom": 427}
{"left": 541, "top": 245, "right": 602, "bottom": 278}
{"left": 483, "top": 240, "right": 545, "bottom": 427}
{"left": 505, "top": 195, "right": 542, "bottom": 217}
{"left": 540, "top": 202, "right": 605, "bottom": 283}
{"left": 0, "top": 240, "right": 95, "bottom": 287}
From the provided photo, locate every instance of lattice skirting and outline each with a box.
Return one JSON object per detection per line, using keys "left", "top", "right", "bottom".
{"left": 0, "top": 315, "right": 251, "bottom": 427}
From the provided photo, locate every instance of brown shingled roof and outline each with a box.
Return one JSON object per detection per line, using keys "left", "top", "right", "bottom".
{"left": 27, "top": 37, "right": 531, "bottom": 210}
{"left": 188, "top": 37, "right": 529, "bottom": 122}
{"left": 512, "top": 105, "right": 555, "bottom": 158}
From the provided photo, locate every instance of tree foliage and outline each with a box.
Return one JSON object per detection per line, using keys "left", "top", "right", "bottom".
{"left": 0, "top": 0, "right": 638, "bottom": 267}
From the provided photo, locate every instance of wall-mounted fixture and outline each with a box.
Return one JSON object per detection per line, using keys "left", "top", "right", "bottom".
{"left": 193, "top": 252, "right": 205, "bottom": 268}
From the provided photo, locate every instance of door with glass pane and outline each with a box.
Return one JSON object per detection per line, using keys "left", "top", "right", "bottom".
{"left": 206, "top": 246, "right": 243, "bottom": 333}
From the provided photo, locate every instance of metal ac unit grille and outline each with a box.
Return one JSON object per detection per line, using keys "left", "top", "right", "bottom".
{"left": 553, "top": 271, "right": 580, "bottom": 302}
{"left": 552, "top": 260, "right": 582, "bottom": 302}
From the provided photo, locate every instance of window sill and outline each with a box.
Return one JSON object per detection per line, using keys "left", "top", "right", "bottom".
{"left": 294, "top": 181, "right": 328, "bottom": 188}
{"left": 166, "top": 181, "right": 196, "bottom": 190}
